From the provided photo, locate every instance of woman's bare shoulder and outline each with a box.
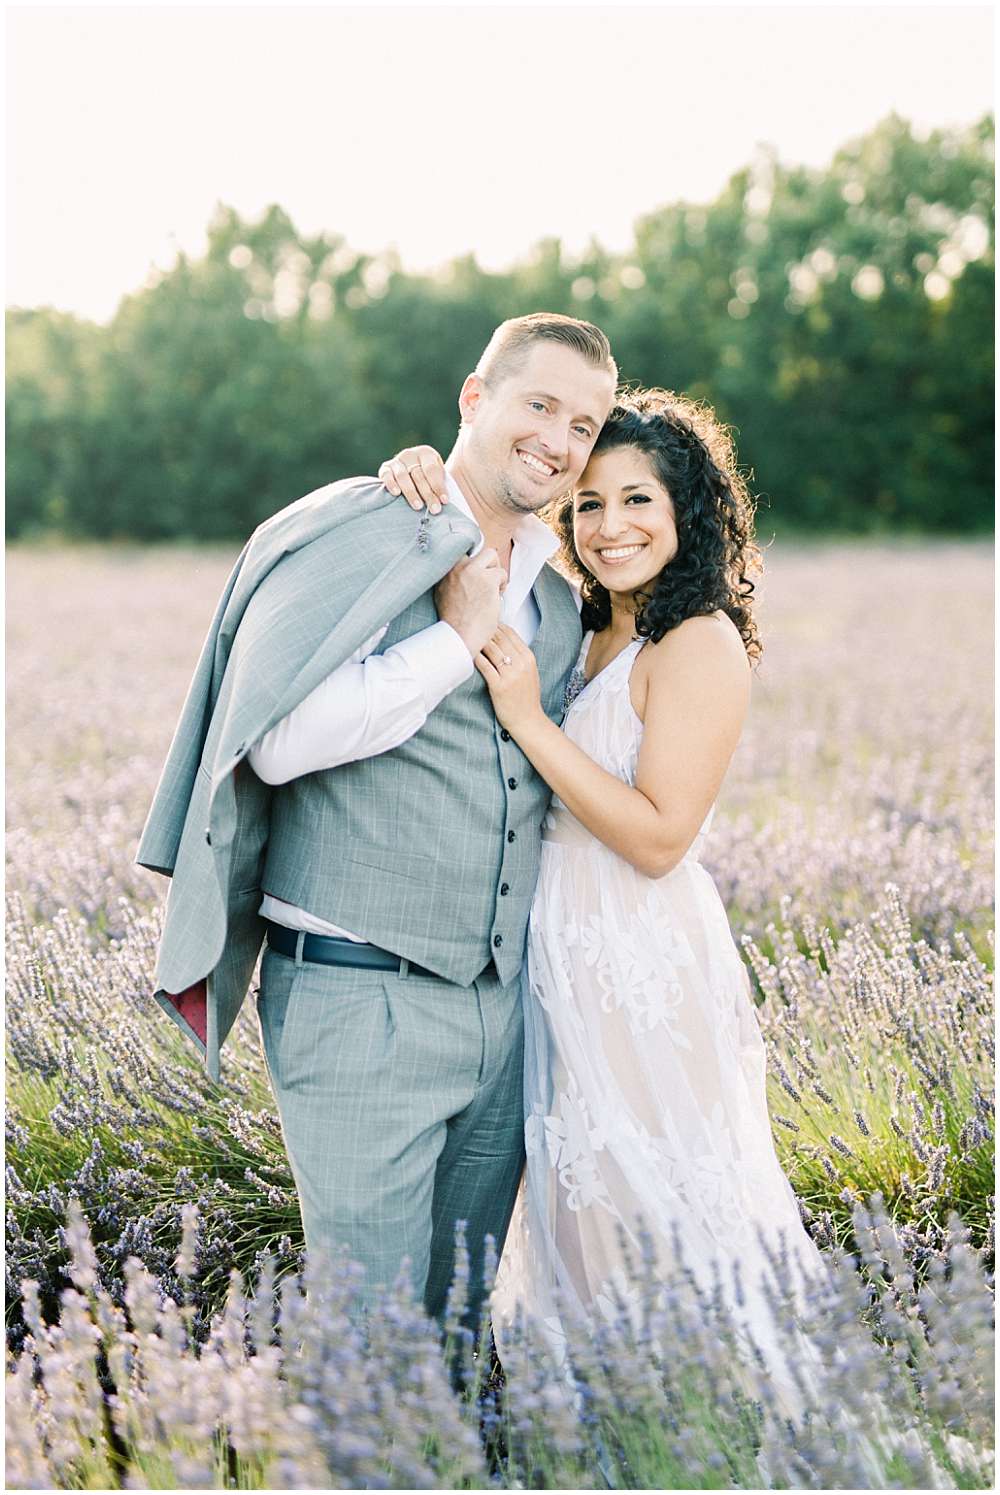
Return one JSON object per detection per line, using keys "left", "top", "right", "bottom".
{"left": 642, "top": 611, "right": 750, "bottom": 678}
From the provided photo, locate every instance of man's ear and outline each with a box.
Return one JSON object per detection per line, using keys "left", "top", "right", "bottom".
{"left": 458, "top": 372, "right": 485, "bottom": 427}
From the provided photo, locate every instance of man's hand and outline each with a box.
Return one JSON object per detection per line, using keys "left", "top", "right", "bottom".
{"left": 434, "top": 550, "right": 504, "bottom": 657}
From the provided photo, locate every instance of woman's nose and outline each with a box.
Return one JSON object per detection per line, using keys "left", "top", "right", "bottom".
{"left": 599, "top": 507, "right": 626, "bottom": 538}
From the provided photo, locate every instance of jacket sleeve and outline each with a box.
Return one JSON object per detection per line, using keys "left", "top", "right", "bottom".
{"left": 135, "top": 539, "right": 252, "bottom": 876}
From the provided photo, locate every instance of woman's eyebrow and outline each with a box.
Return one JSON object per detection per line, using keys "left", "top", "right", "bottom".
{"left": 576, "top": 483, "right": 650, "bottom": 499}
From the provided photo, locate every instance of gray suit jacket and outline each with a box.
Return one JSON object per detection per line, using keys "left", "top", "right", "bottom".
{"left": 137, "top": 478, "right": 479, "bottom": 1079}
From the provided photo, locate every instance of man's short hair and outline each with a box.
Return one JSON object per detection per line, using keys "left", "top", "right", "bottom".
{"left": 476, "top": 312, "right": 617, "bottom": 389}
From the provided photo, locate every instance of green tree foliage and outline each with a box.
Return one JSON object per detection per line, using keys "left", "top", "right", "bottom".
{"left": 6, "top": 115, "right": 993, "bottom": 540}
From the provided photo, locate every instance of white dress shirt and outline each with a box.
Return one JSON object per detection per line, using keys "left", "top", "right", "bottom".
{"left": 252, "top": 472, "right": 560, "bottom": 939}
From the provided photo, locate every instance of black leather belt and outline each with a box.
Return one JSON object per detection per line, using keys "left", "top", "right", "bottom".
{"left": 264, "top": 920, "right": 442, "bottom": 979}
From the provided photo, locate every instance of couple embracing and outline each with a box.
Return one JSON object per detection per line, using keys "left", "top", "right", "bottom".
{"left": 139, "top": 312, "right": 822, "bottom": 1403}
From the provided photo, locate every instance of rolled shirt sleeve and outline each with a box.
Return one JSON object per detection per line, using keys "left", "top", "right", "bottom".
{"left": 248, "top": 621, "right": 473, "bottom": 785}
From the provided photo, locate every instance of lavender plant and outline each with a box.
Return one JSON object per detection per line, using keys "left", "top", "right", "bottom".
{"left": 6, "top": 1197, "right": 994, "bottom": 1489}
{"left": 6, "top": 541, "right": 995, "bottom": 1487}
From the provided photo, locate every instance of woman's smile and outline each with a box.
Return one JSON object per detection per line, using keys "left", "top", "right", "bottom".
{"left": 574, "top": 446, "right": 678, "bottom": 594}
{"left": 593, "top": 541, "right": 649, "bottom": 565}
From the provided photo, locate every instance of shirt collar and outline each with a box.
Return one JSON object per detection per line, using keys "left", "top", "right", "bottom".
{"left": 443, "top": 471, "right": 560, "bottom": 572}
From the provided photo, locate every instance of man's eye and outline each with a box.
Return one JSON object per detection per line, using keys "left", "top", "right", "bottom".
{"left": 572, "top": 425, "right": 592, "bottom": 438}
{"left": 529, "top": 400, "right": 547, "bottom": 412}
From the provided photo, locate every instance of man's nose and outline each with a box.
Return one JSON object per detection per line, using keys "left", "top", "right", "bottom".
{"left": 537, "top": 421, "right": 570, "bottom": 461}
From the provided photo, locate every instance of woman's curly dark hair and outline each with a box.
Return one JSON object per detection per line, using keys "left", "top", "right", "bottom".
{"left": 553, "top": 389, "right": 762, "bottom": 661}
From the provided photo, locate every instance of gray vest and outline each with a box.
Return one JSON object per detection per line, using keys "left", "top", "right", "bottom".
{"left": 262, "top": 565, "right": 582, "bottom": 986}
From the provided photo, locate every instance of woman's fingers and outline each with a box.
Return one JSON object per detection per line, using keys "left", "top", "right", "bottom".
{"left": 407, "top": 462, "right": 444, "bottom": 515}
{"left": 414, "top": 449, "right": 449, "bottom": 509}
{"left": 474, "top": 651, "right": 500, "bottom": 683}
{"left": 491, "top": 624, "right": 527, "bottom": 659}
{"left": 379, "top": 458, "right": 424, "bottom": 510}
{"left": 377, "top": 460, "right": 403, "bottom": 497}
{"left": 480, "top": 639, "right": 510, "bottom": 669}
{"left": 378, "top": 445, "right": 449, "bottom": 512}
{"left": 397, "top": 445, "right": 448, "bottom": 512}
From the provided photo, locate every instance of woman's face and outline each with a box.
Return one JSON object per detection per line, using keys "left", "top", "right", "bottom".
{"left": 572, "top": 445, "right": 678, "bottom": 599}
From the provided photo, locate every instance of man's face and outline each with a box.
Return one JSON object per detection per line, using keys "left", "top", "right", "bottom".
{"left": 459, "top": 343, "right": 616, "bottom": 515}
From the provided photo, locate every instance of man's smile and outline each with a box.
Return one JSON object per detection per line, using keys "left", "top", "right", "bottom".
{"left": 516, "top": 448, "right": 559, "bottom": 478}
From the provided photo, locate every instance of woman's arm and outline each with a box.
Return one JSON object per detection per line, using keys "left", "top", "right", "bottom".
{"left": 478, "top": 617, "right": 750, "bottom": 878}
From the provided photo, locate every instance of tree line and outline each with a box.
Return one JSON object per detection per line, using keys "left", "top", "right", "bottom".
{"left": 6, "top": 113, "right": 993, "bottom": 541}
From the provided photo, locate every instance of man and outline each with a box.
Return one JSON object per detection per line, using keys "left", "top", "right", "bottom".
{"left": 138, "top": 312, "right": 617, "bottom": 1325}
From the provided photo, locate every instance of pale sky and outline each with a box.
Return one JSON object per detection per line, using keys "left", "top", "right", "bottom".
{"left": 6, "top": 3, "right": 994, "bottom": 323}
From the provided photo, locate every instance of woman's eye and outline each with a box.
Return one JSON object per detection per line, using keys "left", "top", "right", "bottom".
{"left": 626, "top": 493, "right": 652, "bottom": 504}
{"left": 576, "top": 501, "right": 599, "bottom": 513}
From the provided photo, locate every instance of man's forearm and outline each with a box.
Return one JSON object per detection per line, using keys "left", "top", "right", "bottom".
{"left": 248, "top": 621, "right": 472, "bottom": 784}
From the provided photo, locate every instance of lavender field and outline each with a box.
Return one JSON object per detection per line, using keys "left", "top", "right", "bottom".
{"left": 6, "top": 541, "right": 995, "bottom": 1490}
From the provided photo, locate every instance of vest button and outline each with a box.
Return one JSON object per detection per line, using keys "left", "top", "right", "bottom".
{"left": 493, "top": 934, "right": 503, "bottom": 948}
{"left": 500, "top": 729, "right": 511, "bottom": 741}
{"left": 507, "top": 776, "right": 518, "bottom": 790}
{"left": 500, "top": 883, "right": 510, "bottom": 896}
{"left": 205, "top": 829, "right": 212, "bottom": 846}
{"left": 507, "top": 830, "right": 516, "bottom": 843}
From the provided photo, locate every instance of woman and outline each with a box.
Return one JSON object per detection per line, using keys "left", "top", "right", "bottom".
{"left": 380, "top": 390, "right": 825, "bottom": 1405}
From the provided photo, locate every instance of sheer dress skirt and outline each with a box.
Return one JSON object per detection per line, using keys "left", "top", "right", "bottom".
{"left": 492, "top": 635, "right": 826, "bottom": 1413}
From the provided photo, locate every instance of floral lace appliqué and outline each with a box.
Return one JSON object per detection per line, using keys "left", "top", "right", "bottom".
{"left": 563, "top": 667, "right": 588, "bottom": 715}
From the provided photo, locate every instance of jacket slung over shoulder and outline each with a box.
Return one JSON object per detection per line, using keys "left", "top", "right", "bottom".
{"left": 136, "top": 478, "right": 480, "bottom": 1081}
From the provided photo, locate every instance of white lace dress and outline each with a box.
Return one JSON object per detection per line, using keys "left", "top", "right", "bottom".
{"left": 493, "top": 631, "right": 825, "bottom": 1401}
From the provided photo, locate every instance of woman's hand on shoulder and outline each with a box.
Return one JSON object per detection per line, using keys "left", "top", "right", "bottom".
{"left": 378, "top": 446, "right": 449, "bottom": 513}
